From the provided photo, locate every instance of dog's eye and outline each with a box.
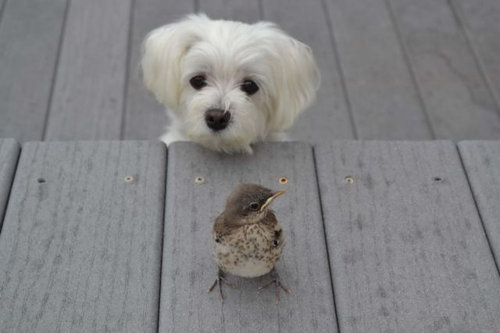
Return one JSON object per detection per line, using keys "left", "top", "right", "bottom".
{"left": 249, "top": 202, "right": 260, "bottom": 211}
{"left": 241, "top": 80, "right": 259, "bottom": 95}
{"left": 190, "top": 75, "right": 207, "bottom": 90}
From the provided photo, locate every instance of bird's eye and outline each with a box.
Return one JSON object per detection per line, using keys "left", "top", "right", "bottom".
{"left": 190, "top": 75, "right": 207, "bottom": 90}
{"left": 249, "top": 202, "right": 260, "bottom": 211}
{"left": 241, "top": 79, "right": 259, "bottom": 95}
{"left": 273, "top": 240, "right": 280, "bottom": 247}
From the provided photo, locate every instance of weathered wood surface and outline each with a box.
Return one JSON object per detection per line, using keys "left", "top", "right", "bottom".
{"left": 1, "top": 0, "right": 500, "bottom": 142}
{"left": 451, "top": 0, "right": 500, "bottom": 108}
{"left": 315, "top": 141, "right": 500, "bottom": 332}
{"left": 0, "top": 0, "right": 67, "bottom": 142}
{"left": 199, "top": 0, "right": 260, "bottom": 22}
{"left": 324, "top": 0, "right": 433, "bottom": 139}
{"left": 122, "top": 0, "right": 193, "bottom": 140}
{"left": 262, "top": 0, "right": 355, "bottom": 142}
{"left": 0, "top": 139, "right": 19, "bottom": 228}
{"left": 160, "top": 142, "right": 337, "bottom": 333}
{"left": 389, "top": 0, "right": 500, "bottom": 139}
{"left": 45, "top": 0, "right": 132, "bottom": 140}
{"left": 458, "top": 141, "right": 500, "bottom": 268}
{"left": 0, "top": 141, "right": 166, "bottom": 332}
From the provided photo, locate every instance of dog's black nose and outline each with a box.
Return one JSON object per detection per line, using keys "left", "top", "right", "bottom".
{"left": 205, "top": 109, "right": 231, "bottom": 131}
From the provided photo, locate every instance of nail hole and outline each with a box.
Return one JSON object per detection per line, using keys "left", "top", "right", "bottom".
{"left": 37, "top": 178, "right": 46, "bottom": 184}
{"left": 195, "top": 176, "right": 205, "bottom": 184}
{"left": 345, "top": 176, "right": 354, "bottom": 184}
{"left": 433, "top": 177, "right": 443, "bottom": 182}
{"left": 124, "top": 176, "right": 134, "bottom": 183}
{"left": 279, "top": 177, "right": 288, "bottom": 184}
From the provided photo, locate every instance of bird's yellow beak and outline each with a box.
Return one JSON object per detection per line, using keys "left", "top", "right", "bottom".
{"left": 259, "top": 190, "right": 286, "bottom": 213}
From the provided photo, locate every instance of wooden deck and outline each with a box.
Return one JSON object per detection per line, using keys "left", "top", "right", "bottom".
{"left": 0, "top": 139, "right": 499, "bottom": 332}
{"left": 0, "top": 0, "right": 500, "bottom": 142}
{"left": 1, "top": 0, "right": 500, "bottom": 332}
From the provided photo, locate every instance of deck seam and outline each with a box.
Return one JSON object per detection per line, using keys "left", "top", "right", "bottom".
{"left": 257, "top": 0, "right": 264, "bottom": 20}
{"left": 120, "top": 0, "right": 135, "bottom": 140}
{"left": 320, "top": 0, "right": 359, "bottom": 140}
{"left": 41, "top": 0, "right": 71, "bottom": 141}
{"left": 156, "top": 146, "right": 168, "bottom": 333}
{"left": 385, "top": 0, "right": 437, "bottom": 139}
{"left": 448, "top": 0, "right": 500, "bottom": 116}
{"left": 312, "top": 145, "right": 341, "bottom": 333}
{"left": 0, "top": 141, "right": 21, "bottom": 233}
{"left": 0, "top": 0, "right": 9, "bottom": 31}
{"left": 456, "top": 143, "right": 500, "bottom": 276}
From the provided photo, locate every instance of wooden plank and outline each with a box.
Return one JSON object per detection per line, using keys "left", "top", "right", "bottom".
{"left": 0, "top": 139, "right": 19, "bottom": 228}
{"left": 160, "top": 142, "right": 337, "bottom": 333}
{"left": 451, "top": 0, "right": 500, "bottom": 108}
{"left": 122, "top": 0, "right": 194, "bottom": 140}
{"left": 45, "top": 0, "right": 132, "bottom": 140}
{"left": 199, "top": 0, "right": 260, "bottom": 22}
{"left": 324, "top": 0, "right": 433, "bottom": 139}
{"left": 0, "top": 0, "right": 67, "bottom": 142}
{"left": 0, "top": 141, "right": 166, "bottom": 332}
{"left": 389, "top": 0, "right": 500, "bottom": 139}
{"left": 315, "top": 141, "right": 500, "bottom": 332}
{"left": 262, "top": 0, "right": 355, "bottom": 142}
{"left": 458, "top": 141, "right": 500, "bottom": 267}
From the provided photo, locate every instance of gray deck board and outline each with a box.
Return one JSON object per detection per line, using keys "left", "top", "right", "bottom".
{"left": 45, "top": 0, "right": 132, "bottom": 140}
{"left": 0, "top": 0, "right": 67, "bottom": 142}
{"left": 324, "top": 0, "right": 433, "bottom": 139}
{"left": 0, "top": 141, "right": 166, "bottom": 332}
{"left": 389, "top": 0, "right": 500, "bottom": 139}
{"left": 122, "top": 0, "right": 194, "bottom": 140}
{"left": 458, "top": 141, "right": 500, "bottom": 268}
{"left": 160, "top": 142, "right": 337, "bottom": 333}
{"left": 199, "top": 0, "right": 260, "bottom": 22}
{"left": 451, "top": 0, "right": 500, "bottom": 109}
{"left": 315, "top": 141, "right": 500, "bottom": 332}
{"left": 0, "top": 139, "right": 19, "bottom": 228}
{"left": 262, "top": 0, "right": 355, "bottom": 142}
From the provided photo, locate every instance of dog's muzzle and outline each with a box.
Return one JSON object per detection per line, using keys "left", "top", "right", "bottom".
{"left": 205, "top": 109, "right": 231, "bottom": 131}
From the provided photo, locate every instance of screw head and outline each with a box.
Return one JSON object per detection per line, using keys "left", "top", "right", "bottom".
{"left": 279, "top": 177, "right": 288, "bottom": 184}
{"left": 345, "top": 176, "right": 354, "bottom": 184}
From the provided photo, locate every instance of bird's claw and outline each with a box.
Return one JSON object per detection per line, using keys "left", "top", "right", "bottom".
{"left": 208, "top": 269, "right": 236, "bottom": 300}
{"left": 257, "top": 269, "right": 290, "bottom": 305}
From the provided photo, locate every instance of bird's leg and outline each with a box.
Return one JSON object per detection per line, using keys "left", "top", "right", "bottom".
{"left": 257, "top": 268, "right": 290, "bottom": 304}
{"left": 208, "top": 268, "right": 235, "bottom": 300}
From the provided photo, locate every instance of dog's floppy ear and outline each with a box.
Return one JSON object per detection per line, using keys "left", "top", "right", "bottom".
{"left": 141, "top": 14, "right": 208, "bottom": 109}
{"left": 262, "top": 25, "right": 320, "bottom": 132}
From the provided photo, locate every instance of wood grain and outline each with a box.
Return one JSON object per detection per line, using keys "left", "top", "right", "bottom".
{"left": 315, "top": 141, "right": 500, "bottom": 332}
{"left": 0, "top": 141, "right": 166, "bottom": 332}
{"left": 389, "top": 0, "right": 500, "bottom": 139}
{"left": 458, "top": 141, "right": 500, "bottom": 268}
{"left": 0, "top": 139, "right": 19, "bottom": 228}
{"left": 45, "top": 0, "right": 132, "bottom": 140}
{"left": 160, "top": 142, "right": 337, "bottom": 333}
{"left": 324, "top": 0, "right": 433, "bottom": 139}
{"left": 262, "top": 0, "right": 355, "bottom": 142}
{"left": 122, "top": 0, "right": 194, "bottom": 140}
{"left": 0, "top": 0, "right": 67, "bottom": 142}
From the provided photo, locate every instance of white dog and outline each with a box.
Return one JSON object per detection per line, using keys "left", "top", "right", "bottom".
{"left": 141, "top": 14, "right": 319, "bottom": 153}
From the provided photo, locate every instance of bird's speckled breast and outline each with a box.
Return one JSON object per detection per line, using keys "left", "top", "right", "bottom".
{"left": 214, "top": 223, "right": 284, "bottom": 278}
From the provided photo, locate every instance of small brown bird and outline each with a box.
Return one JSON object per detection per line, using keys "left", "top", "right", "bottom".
{"left": 208, "top": 183, "right": 290, "bottom": 303}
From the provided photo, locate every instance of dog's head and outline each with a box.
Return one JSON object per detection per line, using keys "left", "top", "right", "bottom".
{"left": 141, "top": 14, "right": 319, "bottom": 153}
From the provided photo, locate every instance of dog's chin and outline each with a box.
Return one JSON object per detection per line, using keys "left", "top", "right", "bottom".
{"left": 186, "top": 128, "right": 256, "bottom": 154}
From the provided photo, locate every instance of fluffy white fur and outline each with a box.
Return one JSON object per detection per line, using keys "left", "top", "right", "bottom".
{"left": 142, "top": 14, "right": 319, "bottom": 153}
